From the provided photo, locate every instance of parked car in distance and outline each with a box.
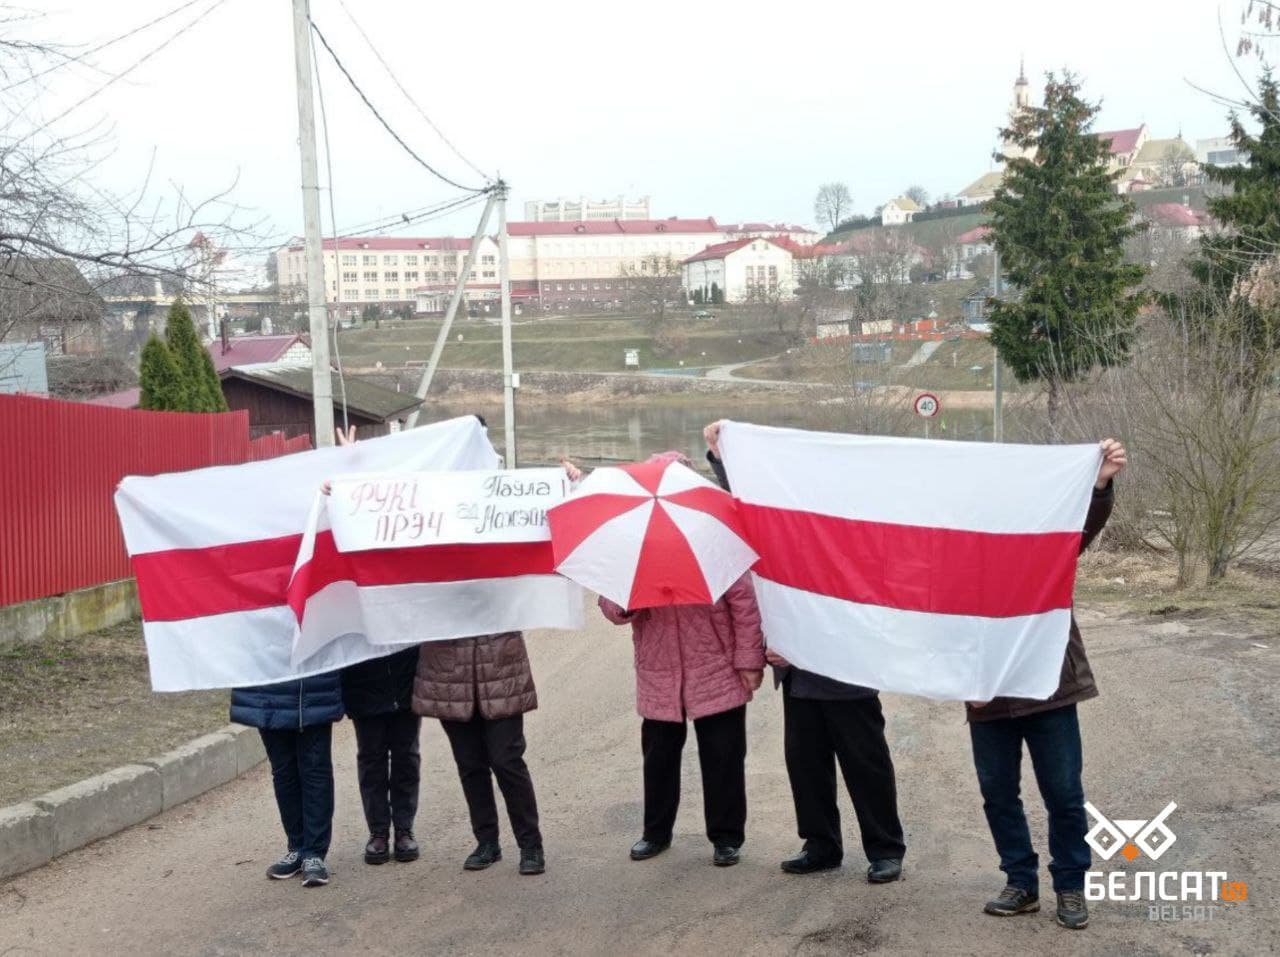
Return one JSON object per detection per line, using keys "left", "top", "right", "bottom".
{"left": 692, "top": 310, "right": 715, "bottom": 320}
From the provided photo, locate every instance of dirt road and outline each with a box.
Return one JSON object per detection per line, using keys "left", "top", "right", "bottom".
{"left": 1, "top": 607, "right": 1277, "bottom": 956}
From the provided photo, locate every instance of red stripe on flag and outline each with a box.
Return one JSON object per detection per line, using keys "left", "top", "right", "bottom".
{"left": 134, "top": 532, "right": 556, "bottom": 623}
{"left": 738, "top": 503, "right": 1081, "bottom": 618}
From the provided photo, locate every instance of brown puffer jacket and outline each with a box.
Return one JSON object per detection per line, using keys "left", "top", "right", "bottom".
{"left": 967, "top": 481, "right": 1114, "bottom": 723}
{"left": 412, "top": 633, "right": 538, "bottom": 722}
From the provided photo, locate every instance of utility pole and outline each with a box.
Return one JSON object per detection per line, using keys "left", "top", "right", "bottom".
{"left": 497, "top": 180, "right": 516, "bottom": 468}
{"left": 405, "top": 191, "right": 498, "bottom": 428}
{"left": 291, "top": 0, "right": 335, "bottom": 447}
{"left": 992, "top": 246, "right": 1004, "bottom": 443}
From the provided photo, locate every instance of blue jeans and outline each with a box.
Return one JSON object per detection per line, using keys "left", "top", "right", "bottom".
{"left": 259, "top": 724, "right": 335, "bottom": 859}
{"left": 969, "top": 704, "right": 1091, "bottom": 893}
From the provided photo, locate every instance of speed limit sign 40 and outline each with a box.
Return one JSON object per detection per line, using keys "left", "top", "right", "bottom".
{"left": 914, "top": 392, "right": 941, "bottom": 418}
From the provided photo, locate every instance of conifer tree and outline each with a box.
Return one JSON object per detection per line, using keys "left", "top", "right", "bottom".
{"left": 162, "top": 298, "right": 223, "bottom": 411}
{"left": 988, "top": 73, "right": 1145, "bottom": 424}
{"left": 137, "top": 335, "right": 184, "bottom": 411}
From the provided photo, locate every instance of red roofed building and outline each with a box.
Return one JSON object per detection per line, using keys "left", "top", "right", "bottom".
{"left": 1095, "top": 125, "right": 1149, "bottom": 168}
{"left": 681, "top": 237, "right": 796, "bottom": 303}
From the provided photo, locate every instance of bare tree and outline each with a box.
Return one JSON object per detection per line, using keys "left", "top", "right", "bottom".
{"left": 0, "top": 7, "right": 268, "bottom": 364}
{"left": 618, "top": 254, "right": 682, "bottom": 323}
{"left": 1158, "top": 142, "right": 1197, "bottom": 188}
{"left": 814, "top": 183, "right": 853, "bottom": 234}
{"left": 904, "top": 184, "right": 930, "bottom": 208}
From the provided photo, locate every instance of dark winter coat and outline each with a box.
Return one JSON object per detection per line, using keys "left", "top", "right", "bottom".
{"left": 706, "top": 450, "right": 876, "bottom": 701}
{"left": 340, "top": 645, "right": 420, "bottom": 719}
{"left": 966, "top": 481, "right": 1114, "bottom": 723}
{"left": 411, "top": 633, "right": 537, "bottom": 722}
{"left": 230, "top": 671, "right": 344, "bottom": 731}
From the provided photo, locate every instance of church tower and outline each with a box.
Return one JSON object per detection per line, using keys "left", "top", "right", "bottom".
{"left": 1000, "top": 59, "right": 1035, "bottom": 162}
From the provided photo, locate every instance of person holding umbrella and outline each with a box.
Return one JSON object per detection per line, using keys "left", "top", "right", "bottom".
{"left": 567, "top": 452, "right": 767, "bottom": 868}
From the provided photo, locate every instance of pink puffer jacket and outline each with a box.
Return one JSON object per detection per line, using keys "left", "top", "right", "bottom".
{"left": 599, "top": 575, "right": 766, "bottom": 722}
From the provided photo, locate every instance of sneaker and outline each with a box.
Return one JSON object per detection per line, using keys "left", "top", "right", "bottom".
{"left": 364, "top": 834, "right": 391, "bottom": 865}
{"left": 1056, "top": 890, "right": 1089, "bottom": 929}
{"left": 519, "top": 846, "right": 546, "bottom": 876}
{"left": 301, "top": 856, "right": 330, "bottom": 887}
{"left": 464, "top": 841, "right": 502, "bottom": 871}
{"left": 712, "top": 845, "right": 741, "bottom": 867}
{"left": 983, "top": 885, "right": 1040, "bottom": 916}
{"left": 394, "top": 831, "right": 420, "bottom": 863}
{"left": 266, "top": 850, "right": 302, "bottom": 880}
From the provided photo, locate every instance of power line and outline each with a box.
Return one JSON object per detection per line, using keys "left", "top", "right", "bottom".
{"left": 339, "top": 195, "right": 487, "bottom": 239}
{"left": 0, "top": 0, "right": 209, "bottom": 94}
{"left": 307, "top": 18, "right": 489, "bottom": 195}
{"left": 334, "top": 193, "right": 480, "bottom": 236}
{"left": 22, "top": 0, "right": 231, "bottom": 141}
{"left": 332, "top": 0, "right": 492, "bottom": 184}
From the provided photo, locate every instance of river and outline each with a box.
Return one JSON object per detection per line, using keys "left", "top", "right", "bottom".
{"left": 421, "top": 398, "right": 1003, "bottom": 469}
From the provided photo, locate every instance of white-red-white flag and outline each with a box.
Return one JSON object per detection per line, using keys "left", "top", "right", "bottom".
{"left": 718, "top": 422, "right": 1101, "bottom": 701}
{"left": 115, "top": 417, "right": 577, "bottom": 692}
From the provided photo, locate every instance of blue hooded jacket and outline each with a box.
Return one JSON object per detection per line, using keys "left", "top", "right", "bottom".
{"left": 229, "top": 671, "right": 345, "bottom": 731}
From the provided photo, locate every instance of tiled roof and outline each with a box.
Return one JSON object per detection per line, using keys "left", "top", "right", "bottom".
{"left": 285, "top": 237, "right": 481, "bottom": 252}
{"left": 1133, "top": 137, "right": 1191, "bottom": 166}
{"left": 720, "top": 222, "right": 818, "bottom": 235}
{"left": 1096, "top": 127, "right": 1145, "bottom": 155}
{"left": 507, "top": 217, "right": 720, "bottom": 237}
{"left": 955, "top": 226, "right": 993, "bottom": 245}
{"left": 681, "top": 238, "right": 755, "bottom": 264}
{"left": 887, "top": 196, "right": 921, "bottom": 212}
{"left": 1143, "top": 203, "right": 1204, "bottom": 228}
{"left": 958, "top": 170, "right": 1004, "bottom": 198}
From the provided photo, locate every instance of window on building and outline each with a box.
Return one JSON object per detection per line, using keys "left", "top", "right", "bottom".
{"left": 405, "top": 255, "right": 418, "bottom": 266}
{"left": 404, "top": 271, "right": 419, "bottom": 283}
{"left": 342, "top": 271, "right": 357, "bottom": 283}
{"left": 384, "top": 270, "right": 399, "bottom": 282}
{"left": 383, "top": 255, "right": 398, "bottom": 265}
{"left": 385, "top": 289, "right": 400, "bottom": 300}
{"left": 568, "top": 283, "right": 575, "bottom": 291}
{"left": 341, "top": 254, "right": 356, "bottom": 266}
{"left": 428, "top": 256, "right": 439, "bottom": 265}
{"left": 481, "top": 255, "right": 496, "bottom": 265}
{"left": 363, "top": 255, "right": 376, "bottom": 266}
{"left": 363, "top": 289, "right": 378, "bottom": 300}
{"left": 427, "top": 271, "right": 440, "bottom": 281}
{"left": 482, "top": 270, "right": 495, "bottom": 278}
{"left": 363, "top": 271, "right": 378, "bottom": 283}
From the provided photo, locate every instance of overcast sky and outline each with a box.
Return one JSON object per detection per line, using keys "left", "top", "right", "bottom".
{"left": 18, "top": 0, "right": 1257, "bottom": 244}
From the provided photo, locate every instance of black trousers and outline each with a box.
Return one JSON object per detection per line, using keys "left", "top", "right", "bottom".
{"left": 783, "top": 689, "right": 906, "bottom": 863}
{"left": 352, "top": 711, "right": 422, "bottom": 836}
{"left": 641, "top": 705, "right": 747, "bottom": 848}
{"left": 440, "top": 713, "right": 543, "bottom": 851}
{"left": 259, "top": 724, "right": 334, "bottom": 859}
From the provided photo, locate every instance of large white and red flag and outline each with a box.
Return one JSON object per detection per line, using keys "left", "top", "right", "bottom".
{"left": 717, "top": 422, "right": 1101, "bottom": 701}
{"left": 288, "top": 467, "right": 582, "bottom": 665}
{"left": 115, "top": 417, "right": 578, "bottom": 692}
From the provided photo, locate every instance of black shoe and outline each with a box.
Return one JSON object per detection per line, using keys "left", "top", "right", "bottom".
{"left": 394, "top": 831, "right": 419, "bottom": 863}
{"left": 301, "top": 856, "right": 330, "bottom": 887}
{"left": 364, "top": 834, "right": 391, "bottom": 865}
{"left": 780, "top": 851, "right": 841, "bottom": 875}
{"left": 1056, "top": 890, "right": 1089, "bottom": 929}
{"left": 867, "top": 858, "right": 902, "bottom": 883}
{"left": 629, "top": 838, "right": 671, "bottom": 861}
{"left": 713, "top": 845, "right": 741, "bottom": 867}
{"left": 464, "top": 842, "right": 502, "bottom": 871}
{"left": 519, "top": 846, "right": 546, "bottom": 876}
{"left": 266, "top": 850, "right": 302, "bottom": 880}
{"left": 984, "top": 885, "right": 1040, "bottom": 916}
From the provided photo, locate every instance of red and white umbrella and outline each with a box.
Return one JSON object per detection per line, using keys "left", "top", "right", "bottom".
{"left": 548, "top": 457, "right": 758, "bottom": 609}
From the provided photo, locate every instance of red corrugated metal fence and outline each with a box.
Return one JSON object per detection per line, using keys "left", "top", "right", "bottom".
{"left": 0, "top": 394, "right": 312, "bottom": 607}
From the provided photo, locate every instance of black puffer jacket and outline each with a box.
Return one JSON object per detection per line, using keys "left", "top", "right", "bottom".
{"left": 341, "top": 645, "right": 420, "bottom": 719}
{"left": 230, "top": 671, "right": 344, "bottom": 730}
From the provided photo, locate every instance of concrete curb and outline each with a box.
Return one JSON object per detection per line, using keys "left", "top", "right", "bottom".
{"left": 0, "top": 723, "right": 265, "bottom": 883}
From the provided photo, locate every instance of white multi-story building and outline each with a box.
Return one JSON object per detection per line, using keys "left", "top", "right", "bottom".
{"left": 681, "top": 238, "right": 796, "bottom": 303}
{"left": 522, "top": 196, "right": 651, "bottom": 222}
{"left": 275, "top": 236, "right": 502, "bottom": 315}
